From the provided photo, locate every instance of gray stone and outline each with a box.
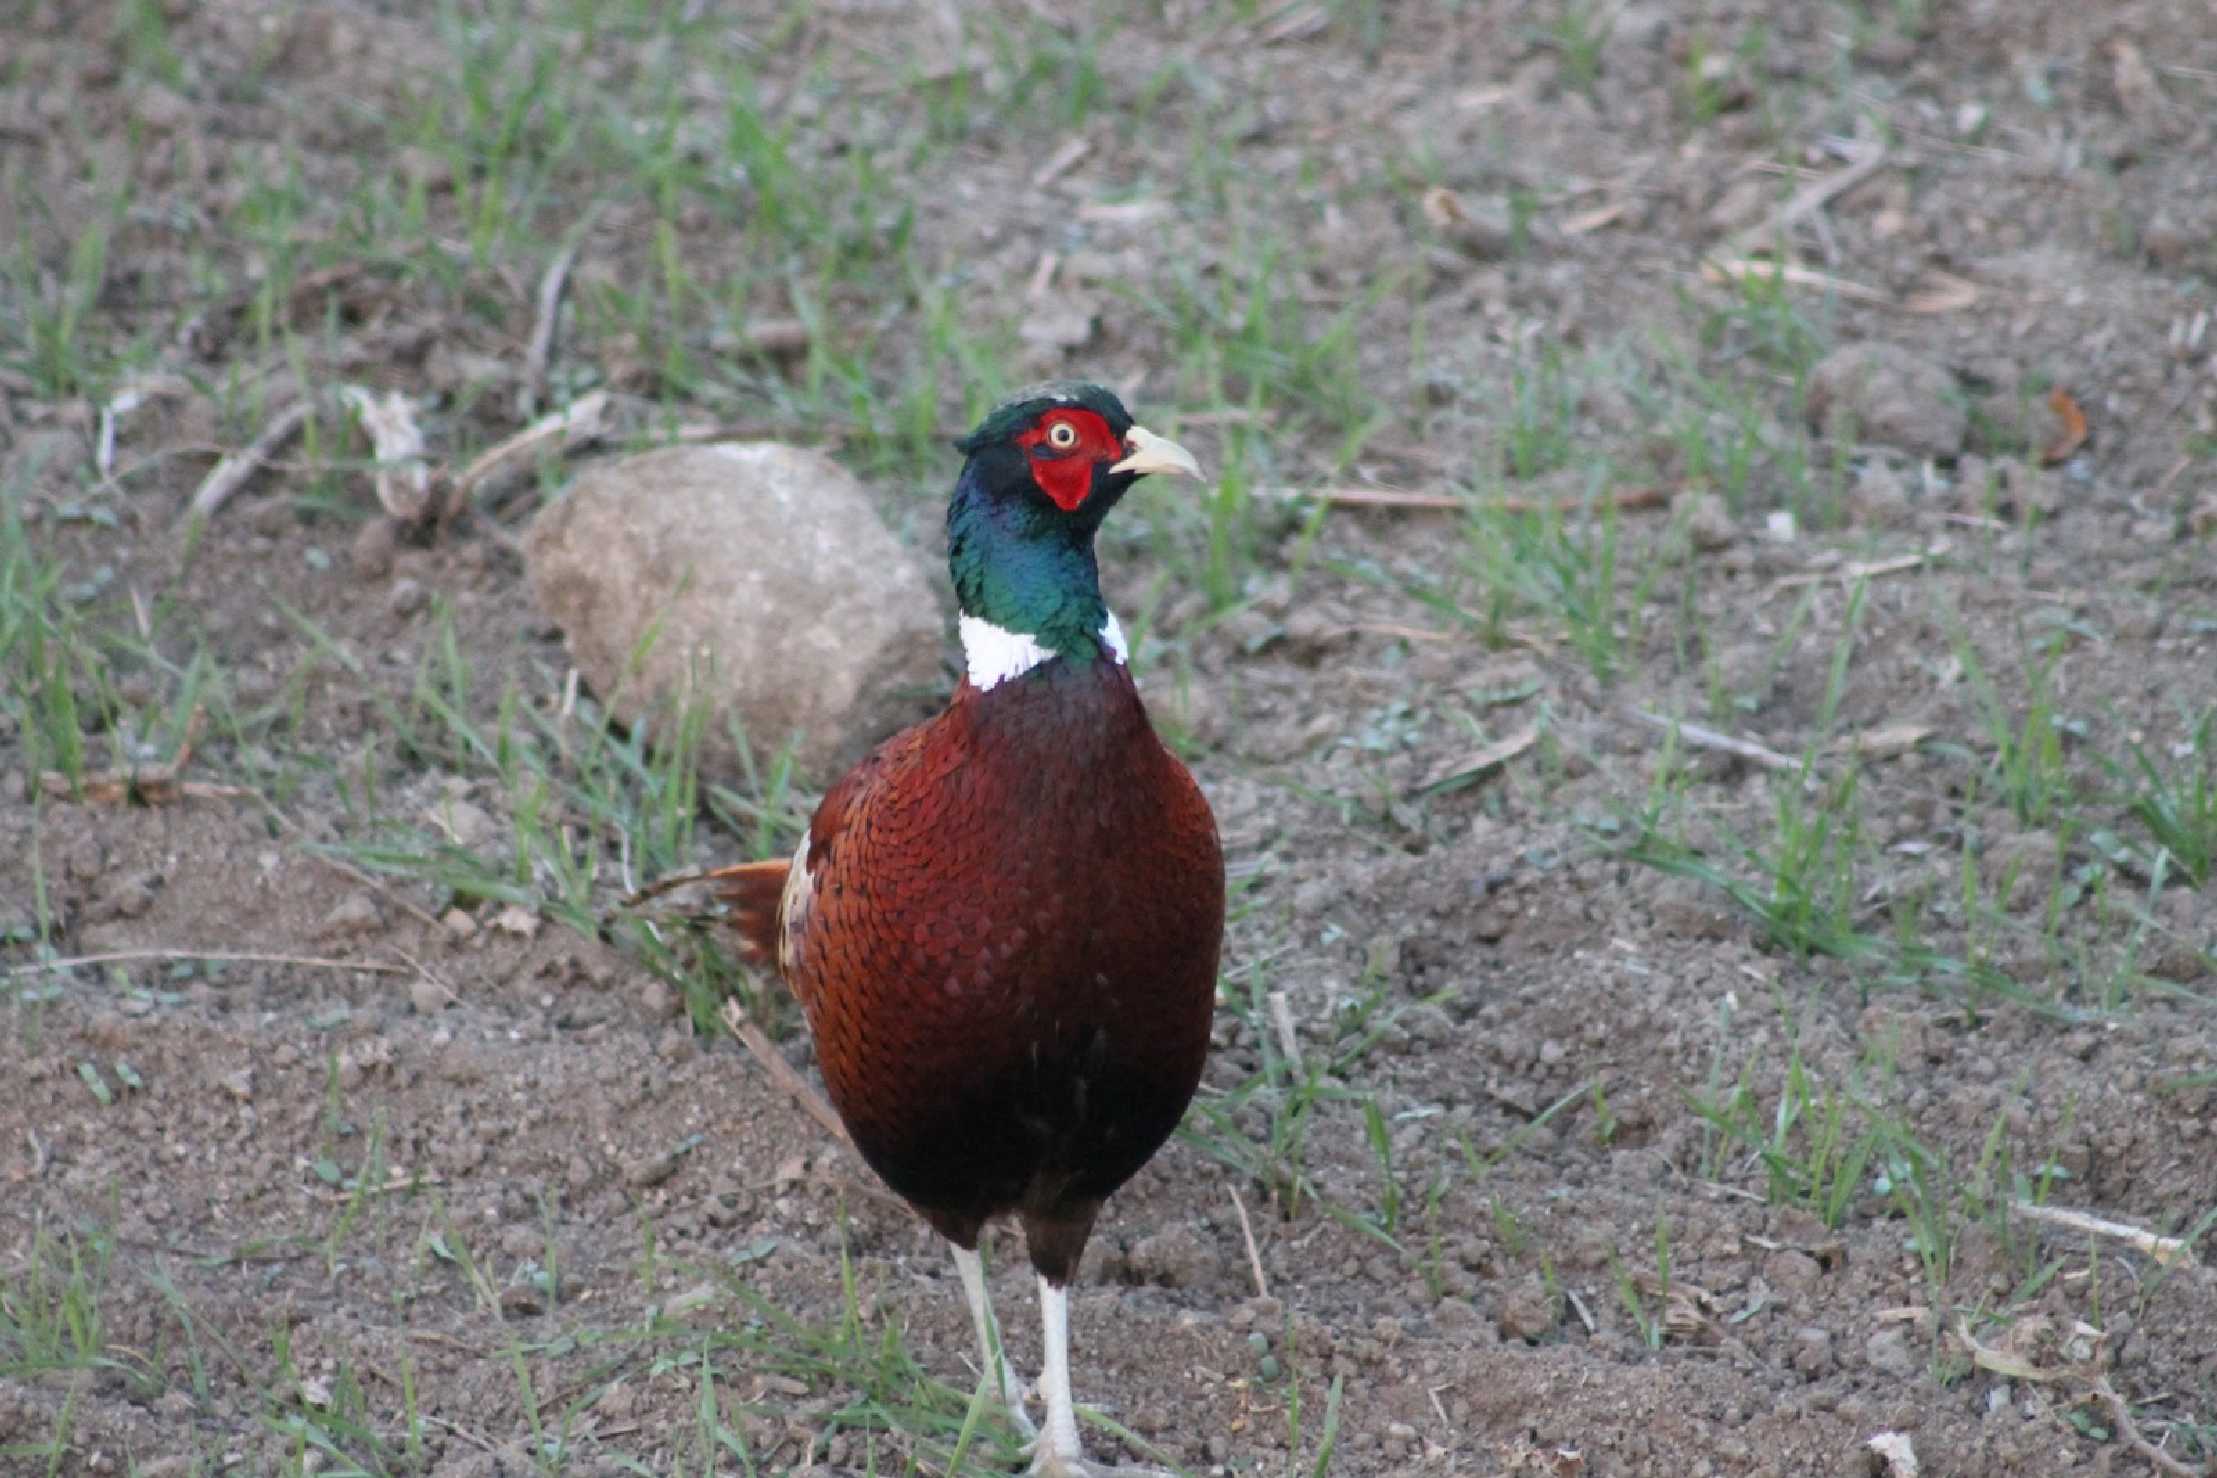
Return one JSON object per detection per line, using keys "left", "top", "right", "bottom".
{"left": 1846, "top": 460, "right": 1914, "bottom": 527}
{"left": 1790, "top": 1325, "right": 1834, "bottom": 1378}
{"left": 350, "top": 516, "right": 400, "bottom": 581}
{"left": 1806, "top": 343, "right": 1967, "bottom": 461}
{"left": 1763, "top": 1248, "right": 1823, "bottom": 1290}
{"left": 1125, "top": 1222, "right": 1220, "bottom": 1289}
{"left": 1864, "top": 1326, "right": 1918, "bottom": 1378}
{"left": 525, "top": 443, "right": 943, "bottom": 781}
{"left": 1496, "top": 1273, "right": 1557, "bottom": 1341}
{"left": 1673, "top": 489, "right": 1738, "bottom": 553}
{"left": 318, "top": 892, "right": 382, "bottom": 938}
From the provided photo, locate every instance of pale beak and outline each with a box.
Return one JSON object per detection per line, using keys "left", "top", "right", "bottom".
{"left": 1109, "top": 424, "right": 1204, "bottom": 481}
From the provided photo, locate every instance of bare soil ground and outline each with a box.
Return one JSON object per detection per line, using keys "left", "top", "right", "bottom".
{"left": 6, "top": 2, "right": 2217, "bottom": 1475}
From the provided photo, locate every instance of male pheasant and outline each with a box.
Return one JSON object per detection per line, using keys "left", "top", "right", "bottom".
{"left": 718, "top": 382, "right": 1223, "bottom": 1476}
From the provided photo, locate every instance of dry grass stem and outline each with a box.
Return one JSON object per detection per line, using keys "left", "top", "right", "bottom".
{"left": 522, "top": 231, "right": 588, "bottom": 414}
{"left": 1267, "top": 988, "right": 1303, "bottom": 1073}
{"left": 4, "top": 949, "right": 410, "bottom": 979}
{"left": 1623, "top": 707, "right": 1798, "bottom": 773}
{"left": 1717, "top": 141, "right": 1889, "bottom": 257}
{"left": 719, "top": 997, "right": 851, "bottom": 1146}
{"left": 1265, "top": 484, "right": 1669, "bottom": 514}
{"left": 1700, "top": 257, "right": 1891, "bottom": 304}
{"left": 445, "top": 390, "right": 611, "bottom": 517}
{"left": 1228, "top": 1186, "right": 1269, "bottom": 1300}
{"left": 2009, "top": 1200, "right": 2199, "bottom": 1268}
{"left": 187, "top": 397, "right": 314, "bottom": 519}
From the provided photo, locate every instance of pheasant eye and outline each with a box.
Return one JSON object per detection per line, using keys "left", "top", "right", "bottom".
{"left": 1045, "top": 420, "right": 1079, "bottom": 451}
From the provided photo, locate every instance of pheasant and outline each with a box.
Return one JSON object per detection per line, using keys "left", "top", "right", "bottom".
{"left": 718, "top": 382, "right": 1223, "bottom": 1475}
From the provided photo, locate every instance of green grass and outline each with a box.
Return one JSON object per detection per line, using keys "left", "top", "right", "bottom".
{"left": 2107, "top": 707, "right": 2217, "bottom": 886}
{"left": 286, "top": 598, "right": 810, "bottom": 1032}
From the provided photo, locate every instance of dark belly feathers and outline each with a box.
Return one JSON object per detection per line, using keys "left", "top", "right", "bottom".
{"left": 783, "top": 658, "right": 1223, "bottom": 1262}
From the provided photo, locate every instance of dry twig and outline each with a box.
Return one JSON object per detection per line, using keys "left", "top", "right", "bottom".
{"left": 1623, "top": 707, "right": 1798, "bottom": 773}
{"left": 1717, "top": 141, "right": 1889, "bottom": 258}
{"left": 1764, "top": 546, "right": 1945, "bottom": 597}
{"left": 1700, "top": 257, "right": 1890, "bottom": 304}
{"left": 1265, "top": 484, "right": 1669, "bottom": 515}
{"left": 187, "top": 397, "right": 315, "bottom": 520}
{"left": 2009, "top": 1200, "right": 2198, "bottom": 1268}
{"left": 1412, "top": 724, "right": 1540, "bottom": 796}
{"left": 35, "top": 707, "right": 252, "bottom": 806}
{"left": 1029, "top": 135, "right": 1089, "bottom": 190}
{"left": 1228, "top": 1186, "right": 1269, "bottom": 1300}
{"left": 2092, "top": 1378, "right": 2206, "bottom": 1478}
{"left": 444, "top": 390, "right": 611, "bottom": 519}
{"left": 4, "top": 949, "right": 409, "bottom": 980}
{"left": 521, "top": 225, "right": 592, "bottom": 415}
{"left": 1267, "top": 989, "right": 1303, "bottom": 1073}
{"left": 719, "top": 997, "right": 850, "bottom": 1146}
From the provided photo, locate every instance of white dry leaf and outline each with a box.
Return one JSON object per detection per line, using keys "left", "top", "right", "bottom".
{"left": 340, "top": 384, "right": 432, "bottom": 521}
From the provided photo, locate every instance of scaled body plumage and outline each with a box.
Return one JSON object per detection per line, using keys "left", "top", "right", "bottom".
{"left": 719, "top": 383, "right": 1219, "bottom": 1477}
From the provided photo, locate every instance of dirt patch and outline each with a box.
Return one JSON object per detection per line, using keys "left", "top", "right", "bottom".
{"left": 6, "top": 2, "right": 2217, "bottom": 1475}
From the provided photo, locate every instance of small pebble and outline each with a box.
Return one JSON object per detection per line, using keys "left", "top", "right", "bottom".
{"left": 317, "top": 893, "right": 382, "bottom": 938}
{"left": 387, "top": 577, "right": 429, "bottom": 618}
{"left": 1865, "top": 1326, "right": 1917, "bottom": 1378}
{"left": 350, "top": 517, "right": 400, "bottom": 581}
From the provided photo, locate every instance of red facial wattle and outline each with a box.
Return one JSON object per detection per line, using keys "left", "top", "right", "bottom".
{"left": 1015, "top": 408, "right": 1118, "bottom": 512}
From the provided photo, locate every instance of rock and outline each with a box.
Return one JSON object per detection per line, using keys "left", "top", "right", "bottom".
{"left": 625, "top": 1145, "right": 686, "bottom": 1188}
{"left": 1425, "top": 190, "right": 1518, "bottom": 260}
{"left": 1846, "top": 460, "right": 1914, "bottom": 527}
{"left": 318, "top": 893, "right": 382, "bottom": 938}
{"left": 1806, "top": 344, "right": 1966, "bottom": 461}
{"left": 1791, "top": 1326, "right": 1835, "bottom": 1378}
{"left": 1705, "top": 175, "right": 1771, "bottom": 237}
{"left": 499, "top": 1284, "right": 546, "bottom": 1316}
{"left": 2144, "top": 211, "right": 2192, "bottom": 268}
{"left": 1764, "top": 1248, "right": 1823, "bottom": 1290}
{"left": 350, "top": 517, "right": 401, "bottom": 581}
{"left": 1673, "top": 489, "right": 1737, "bottom": 553}
{"left": 1864, "top": 1326, "right": 1918, "bottom": 1378}
{"left": 1496, "top": 1273, "right": 1557, "bottom": 1341}
{"left": 387, "top": 576, "right": 428, "bottom": 618}
{"left": 426, "top": 796, "right": 496, "bottom": 849}
{"left": 128, "top": 83, "right": 192, "bottom": 133}
{"left": 1125, "top": 1223, "right": 1220, "bottom": 1289}
{"left": 638, "top": 976, "right": 679, "bottom": 1019}
{"left": 525, "top": 443, "right": 942, "bottom": 780}
{"left": 2149, "top": 888, "right": 2211, "bottom": 983}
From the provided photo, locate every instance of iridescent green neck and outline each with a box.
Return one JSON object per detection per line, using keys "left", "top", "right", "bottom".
{"left": 946, "top": 466, "right": 1108, "bottom": 662}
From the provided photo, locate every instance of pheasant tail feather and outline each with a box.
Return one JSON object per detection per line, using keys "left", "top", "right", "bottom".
{"left": 708, "top": 859, "right": 790, "bottom": 962}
